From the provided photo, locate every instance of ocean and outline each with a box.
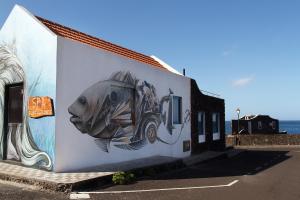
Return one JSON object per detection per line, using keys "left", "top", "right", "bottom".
{"left": 225, "top": 120, "right": 300, "bottom": 134}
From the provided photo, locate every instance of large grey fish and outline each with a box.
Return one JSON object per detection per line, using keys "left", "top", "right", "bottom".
{"left": 68, "top": 71, "right": 186, "bottom": 152}
{"left": 68, "top": 72, "right": 139, "bottom": 151}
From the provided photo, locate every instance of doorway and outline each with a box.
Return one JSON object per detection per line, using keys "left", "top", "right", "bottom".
{"left": 3, "top": 83, "right": 24, "bottom": 161}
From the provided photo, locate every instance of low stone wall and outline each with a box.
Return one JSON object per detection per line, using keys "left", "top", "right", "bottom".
{"left": 226, "top": 134, "right": 300, "bottom": 146}
{"left": 226, "top": 135, "right": 236, "bottom": 146}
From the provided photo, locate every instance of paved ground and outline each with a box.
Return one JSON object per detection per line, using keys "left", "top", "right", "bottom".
{"left": 1, "top": 147, "right": 300, "bottom": 199}
{"left": 0, "top": 180, "right": 67, "bottom": 200}
{"left": 0, "top": 156, "right": 180, "bottom": 185}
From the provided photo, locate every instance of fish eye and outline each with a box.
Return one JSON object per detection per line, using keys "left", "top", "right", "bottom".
{"left": 111, "top": 91, "right": 118, "bottom": 102}
{"left": 78, "top": 96, "right": 87, "bottom": 105}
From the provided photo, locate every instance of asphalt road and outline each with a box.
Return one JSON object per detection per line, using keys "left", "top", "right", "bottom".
{"left": 1, "top": 147, "right": 300, "bottom": 200}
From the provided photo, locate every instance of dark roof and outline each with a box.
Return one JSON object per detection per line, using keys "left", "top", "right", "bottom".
{"left": 36, "top": 16, "right": 167, "bottom": 71}
{"left": 240, "top": 115, "right": 278, "bottom": 121}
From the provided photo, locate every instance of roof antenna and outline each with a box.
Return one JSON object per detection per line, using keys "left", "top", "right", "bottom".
{"left": 183, "top": 68, "right": 186, "bottom": 76}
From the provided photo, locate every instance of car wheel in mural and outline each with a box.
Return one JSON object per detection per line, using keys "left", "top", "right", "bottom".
{"left": 68, "top": 71, "right": 190, "bottom": 152}
{"left": 144, "top": 118, "right": 158, "bottom": 144}
{"left": 0, "top": 44, "right": 52, "bottom": 170}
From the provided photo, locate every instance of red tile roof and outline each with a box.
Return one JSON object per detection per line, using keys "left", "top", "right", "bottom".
{"left": 36, "top": 16, "right": 166, "bottom": 71}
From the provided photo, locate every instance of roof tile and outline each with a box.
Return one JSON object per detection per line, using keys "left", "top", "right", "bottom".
{"left": 36, "top": 16, "right": 166, "bottom": 71}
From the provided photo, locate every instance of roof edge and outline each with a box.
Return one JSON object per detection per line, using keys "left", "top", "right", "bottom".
{"left": 35, "top": 15, "right": 168, "bottom": 72}
{"left": 150, "top": 55, "right": 182, "bottom": 75}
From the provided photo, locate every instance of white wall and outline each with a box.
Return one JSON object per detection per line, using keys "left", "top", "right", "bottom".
{"left": 55, "top": 36, "right": 191, "bottom": 172}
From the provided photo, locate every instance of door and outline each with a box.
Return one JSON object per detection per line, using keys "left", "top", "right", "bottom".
{"left": 4, "top": 83, "right": 24, "bottom": 161}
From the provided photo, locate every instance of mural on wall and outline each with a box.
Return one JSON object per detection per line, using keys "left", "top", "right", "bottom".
{"left": 0, "top": 44, "right": 52, "bottom": 170}
{"left": 68, "top": 71, "right": 190, "bottom": 152}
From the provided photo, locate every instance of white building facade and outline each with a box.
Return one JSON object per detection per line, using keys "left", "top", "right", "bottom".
{"left": 0, "top": 5, "right": 197, "bottom": 172}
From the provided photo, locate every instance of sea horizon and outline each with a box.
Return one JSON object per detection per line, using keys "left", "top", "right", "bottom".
{"left": 225, "top": 120, "right": 300, "bottom": 134}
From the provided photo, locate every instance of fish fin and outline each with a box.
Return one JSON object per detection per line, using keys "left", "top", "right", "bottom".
{"left": 113, "top": 128, "right": 126, "bottom": 138}
{"left": 111, "top": 101, "right": 131, "bottom": 119}
{"left": 94, "top": 139, "right": 110, "bottom": 152}
{"left": 113, "top": 127, "right": 133, "bottom": 138}
{"left": 114, "top": 139, "right": 146, "bottom": 151}
{"left": 110, "top": 71, "right": 136, "bottom": 86}
{"left": 112, "top": 137, "right": 131, "bottom": 143}
{"left": 113, "top": 113, "right": 132, "bottom": 120}
{"left": 91, "top": 97, "right": 109, "bottom": 129}
{"left": 122, "top": 126, "right": 134, "bottom": 134}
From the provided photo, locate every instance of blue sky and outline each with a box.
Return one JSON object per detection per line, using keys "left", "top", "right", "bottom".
{"left": 1, "top": 0, "right": 299, "bottom": 120}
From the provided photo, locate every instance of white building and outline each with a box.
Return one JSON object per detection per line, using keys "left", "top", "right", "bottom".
{"left": 0, "top": 5, "right": 225, "bottom": 172}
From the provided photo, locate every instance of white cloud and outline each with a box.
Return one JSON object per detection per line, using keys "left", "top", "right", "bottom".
{"left": 222, "top": 50, "right": 232, "bottom": 56}
{"left": 232, "top": 76, "right": 254, "bottom": 87}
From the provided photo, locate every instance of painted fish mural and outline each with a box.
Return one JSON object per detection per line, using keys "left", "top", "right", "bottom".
{"left": 68, "top": 71, "right": 190, "bottom": 152}
{"left": 0, "top": 44, "right": 52, "bottom": 170}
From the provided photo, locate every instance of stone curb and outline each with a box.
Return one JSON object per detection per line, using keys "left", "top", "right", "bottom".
{"left": 0, "top": 172, "right": 72, "bottom": 192}
{"left": 0, "top": 171, "right": 113, "bottom": 193}
{"left": 235, "top": 145, "right": 300, "bottom": 149}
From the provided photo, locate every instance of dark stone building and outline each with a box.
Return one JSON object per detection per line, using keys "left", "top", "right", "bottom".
{"left": 232, "top": 115, "right": 279, "bottom": 135}
{"left": 190, "top": 79, "right": 226, "bottom": 154}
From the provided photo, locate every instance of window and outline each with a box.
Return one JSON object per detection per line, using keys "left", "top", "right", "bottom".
{"left": 271, "top": 121, "right": 276, "bottom": 130}
{"left": 198, "top": 112, "right": 205, "bottom": 135}
{"left": 258, "top": 121, "right": 262, "bottom": 129}
{"left": 212, "top": 113, "right": 220, "bottom": 140}
{"left": 212, "top": 113, "right": 220, "bottom": 133}
{"left": 198, "top": 112, "right": 205, "bottom": 143}
{"left": 173, "top": 96, "right": 182, "bottom": 124}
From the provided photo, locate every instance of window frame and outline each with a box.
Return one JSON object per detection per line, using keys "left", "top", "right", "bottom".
{"left": 198, "top": 111, "right": 206, "bottom": 143}
{"left": 172, "top": 96, "right": 182, "bottom": 125}
{"left": 212, "top": 112, "right": 220, "bottom": 140}
{"left": 258, "top": 121, "right": 262, "bottom": 130}
{"left": 198, "top": 112, "right": 205, "bottom": 135}
{"left": 271, "top": 121, "right": 276, "bottom": 130}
